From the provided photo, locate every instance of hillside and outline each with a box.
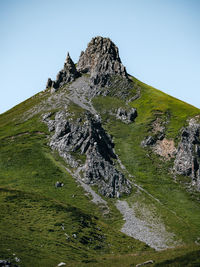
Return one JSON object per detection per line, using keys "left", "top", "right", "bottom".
{"left": 0, "top": 36, "right": 200, "bottom": 267}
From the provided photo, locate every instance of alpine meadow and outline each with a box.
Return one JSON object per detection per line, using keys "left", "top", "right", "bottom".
{"left": 1, "top": 36, "right": 200, "bottom": 267}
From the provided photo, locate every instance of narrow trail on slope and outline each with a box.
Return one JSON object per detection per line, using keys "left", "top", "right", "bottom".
{"left": 42, "top": 84, "right": 184, "bottom": 249}
{"left": 116, "top": 154, "right": 183, "bottom": 219}
{"left": 115, "top": 154, "right": 183, "bottom": 250}
{"left": 64, "top": 165, "right": 108, "bottom": 210}
{"left": 67, "top": 76, "right": 96, "bottom": 114}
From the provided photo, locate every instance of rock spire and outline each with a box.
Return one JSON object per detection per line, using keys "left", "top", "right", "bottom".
{"left": 46, "top": 36, "right": 129, "bottom": 91}
{"left": 46, "top": 53, "right": 79, "bottom": 92}
{"left": 77, "top": 36, "right": 128, "bottom": 86}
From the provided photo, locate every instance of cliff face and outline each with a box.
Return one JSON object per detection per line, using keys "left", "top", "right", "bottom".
{"left": 174, "top": 118, "right": 200, "bottom": 189}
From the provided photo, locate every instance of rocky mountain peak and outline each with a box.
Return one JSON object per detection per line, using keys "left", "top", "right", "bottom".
{"left": 46, "top": 36, "right": 129, "bottom": 92}
{"left": 77, "top": 36, "right": 128, "bottom": 86}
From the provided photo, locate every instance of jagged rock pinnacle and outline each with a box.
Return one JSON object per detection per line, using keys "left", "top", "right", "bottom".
{"left": 64, "top": 52, "right": 77, "bottom": 73}
{"left": 77, "top": 36, "right": 128, "bottom": 86}
{"left": 46, "top": 36, "right": 129, "bottom": 92}
{"left": 48, "top": 52, "right": 79, "bottom": 92}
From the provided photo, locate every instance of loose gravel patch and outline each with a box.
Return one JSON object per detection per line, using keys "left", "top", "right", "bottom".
{"left": 116, "top": 200, "right": 177, "bottom": 250}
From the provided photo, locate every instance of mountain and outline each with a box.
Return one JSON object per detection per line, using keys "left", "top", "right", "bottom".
{"left": 1, "top": 36, "right": 200, "bottom": 267}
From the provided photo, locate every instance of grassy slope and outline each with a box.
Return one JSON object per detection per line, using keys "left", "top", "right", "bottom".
{"left": 92, "top": 77, "right": 200, "bottom": 263}
{"left": 0, "top": 78, "right": 200, "bottom": 266}
{"left": 0, "top": 92, "right": 150, "bottom": 266}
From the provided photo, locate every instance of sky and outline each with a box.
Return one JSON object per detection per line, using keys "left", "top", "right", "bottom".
{"left": 0, "top": 0, "right": 200, "bottom": 113}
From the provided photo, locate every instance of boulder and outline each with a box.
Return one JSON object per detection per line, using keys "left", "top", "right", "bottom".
{"left": 55, "top": 181, "right": 64, "bottom": 188}
{"left": 116, "top": 107, "right": 137, "bottom": 123}
{"left": 57, "top": 263, "right": 66, "bottom": 267}
{"left": 136, "top": 260, "right": 154, "bottom": 267}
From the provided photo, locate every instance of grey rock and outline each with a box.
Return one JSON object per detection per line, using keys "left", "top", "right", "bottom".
{"left": 55, "top": 181, "right": 64, "bottom": 188}
{"left": 0, "top": 260, "right": 18, "bottom": 267}
{"left": 174, "top": 119, "right": 200, "bottom": 189}
{"left": 116, "top": 107, "right": 137, "bottom": 124}
{"left": 136, "top": 260, "right": 154, "bottom": 267}
{"left": 141, "top": 136, "right": 156, "bottom": 147}
{"left": 43, "top": 111, "right": 131, "bottom": 198}
{"left": 48, "top": 53, "right": 79, "bottom": 92}
{"left": 0, "top": 260, "right": 10, "bottom": 267}
{"left": 42, "top": 112, "right": 55, "bottom": 131}
{"left": 45, "top": 37, "right": 133, "bottom": 98}
{"left": 42, "top": 112, "right": 52, "bottom": 121}
{"left": 57, "top": 263, "right": 66, "bottom": 267}
{"left": 116, "top": 200, "right": 177, "bottom": 250}
{"left": 46, "top": 78, "right": 53, "bottom": 89}
{"left": 77, "top": 36, "right": 128, "bottom": 87}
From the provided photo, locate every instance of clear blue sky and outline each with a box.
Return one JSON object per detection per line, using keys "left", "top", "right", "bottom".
{"left": 1, "top": 0, "right": 200, "bottom": 113}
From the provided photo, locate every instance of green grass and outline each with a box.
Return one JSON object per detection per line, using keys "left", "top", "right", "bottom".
{"left": 131, "top": 77, "right": 199, "bottom": 139}
{"left": 0, "top": 125, "right": 150, "bottom": 266}
{"left": 92, "top": 78, "right": 200, "bottom": 245}
{"left": 1, "top": 75, "right": 200, "bottom": 266}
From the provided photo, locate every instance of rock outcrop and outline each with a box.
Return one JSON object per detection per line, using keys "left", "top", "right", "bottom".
{"left": 141, "top": 116, "right": 177, "bottom": 160}
{"left": 116, "top": 107, "right": 137, "bottom": 124}
{"left": 43, "top": 111, "right": 131, "bottom": 198}
{"left": 46, "top": 53, "right": 79, "bottom": 92}
{"left": 43, "top": 37, "right": 134, "bottom": 197}
{"left": 141, "top": 117, "right": 166, "bottom": 148}
{"left": 77, "top": 36, "right": 128, "bottom": 87}
{"left": 141, "top": 136, "right": 156, "bottom": 147}
{"left": 0, "top": 259, "right": 19, "bottom": 266}
{"left": 174, "top": 118, "right": 200, "bottom": 189}
{"left": 46, "top": 36, "right": 129, "bottom": 93}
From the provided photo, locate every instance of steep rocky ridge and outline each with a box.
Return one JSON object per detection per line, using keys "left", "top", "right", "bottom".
{"left": 43, "top": 110, "right": 131, "bottom": 198}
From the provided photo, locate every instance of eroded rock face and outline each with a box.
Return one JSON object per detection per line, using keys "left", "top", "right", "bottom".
{"left": 46, "top": 36, "right": 129, "bottom": 92}
{"left": 77, "top": 36, "right": 128, "bottom": 87}
{"left": 116, "top": 107, "right": 137, "bottom": 124}
{"left": 43, "top": 111, "right": 131, "bottom": 198}
{"left": 47, "top": 53, "right": 79, "bottom": 92}
{"left": 141, "top": 116, "right": 166, "bottom": 148}
{"left": 174, "top": 119, "right": 200, "bottom": 189}
{"left": 153, "top": 138, "right": 177, "bottom": 160}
